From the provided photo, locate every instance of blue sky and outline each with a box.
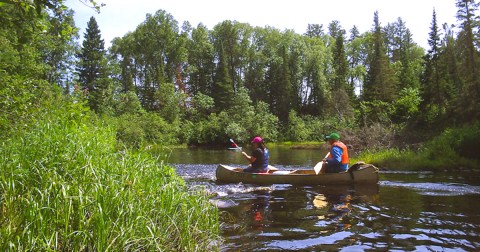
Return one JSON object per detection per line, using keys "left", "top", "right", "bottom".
{"left": 66, "top": 0, "right": 458, "bottom": 49}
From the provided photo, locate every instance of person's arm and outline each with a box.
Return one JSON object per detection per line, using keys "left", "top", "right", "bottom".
{"left": 325, "top": 146, "right": 342, "bottom": 164}
{"left": 242, "top": 151, "right": 257, "bottom": 163}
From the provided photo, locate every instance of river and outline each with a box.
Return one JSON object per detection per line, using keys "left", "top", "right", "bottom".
{"left": 164, "top": 146, "right": 480, "bottom": 251}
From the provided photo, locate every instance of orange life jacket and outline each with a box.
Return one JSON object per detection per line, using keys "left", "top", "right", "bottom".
{"left": 328, "top": 141, "right": 349, "bottom": 165}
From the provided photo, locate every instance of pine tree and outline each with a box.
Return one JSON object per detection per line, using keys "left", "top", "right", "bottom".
{"left": 455, "top": 0, "right": 480, "bottom": 119}
{"left": 363, "top": 11, "right": 398, "bottom": 102}
{"left": 212, "top": 44, "right": 233, "bottom": 109}
{"left": 330, "top": 24, "right": 354, "bottom": 120}
{"left": 76, "top": 16, "right": 110, "bottom": 113}
{"left": 422, "top": 9, "right": 445, "bottom": 111}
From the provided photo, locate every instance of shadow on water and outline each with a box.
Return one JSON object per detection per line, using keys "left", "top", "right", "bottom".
{"left": 170, "top": 148, "right": 480, "bottom": 251}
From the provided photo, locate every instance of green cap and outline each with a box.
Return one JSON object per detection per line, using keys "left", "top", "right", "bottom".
{"left": 325, "top": 133, "right": 340, "bottom": 141}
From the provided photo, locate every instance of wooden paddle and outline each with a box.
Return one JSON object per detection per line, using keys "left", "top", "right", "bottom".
{"left": 314, "top": 152, "right": 330, "bottom": 175}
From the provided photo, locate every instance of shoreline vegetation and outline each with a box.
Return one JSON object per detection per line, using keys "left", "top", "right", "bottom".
{"left": 353, "top": 124, "right": 480, "bottom": 171}
{"left": 1, "top": 0, "right": 480, "bottom": 250}
{"left": 158, "top": 124, "right": 480, "bottom": 171}
{"left": 0, "top": 104, "right": 220, "bottom": 251}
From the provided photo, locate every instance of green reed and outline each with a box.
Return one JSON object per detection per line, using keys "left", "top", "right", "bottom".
{"left": 0, "top": 112, "right": 219, "bottom": 251}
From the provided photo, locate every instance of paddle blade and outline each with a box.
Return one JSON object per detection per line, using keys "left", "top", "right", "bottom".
{"left": 314, "top": 162, "right": 324, "bottom": 175}
{"left": 229, "top": 138, "right": 234, "bottom": 143}
{"left": 267, "top": 165, "right": 278, "bottom": 171}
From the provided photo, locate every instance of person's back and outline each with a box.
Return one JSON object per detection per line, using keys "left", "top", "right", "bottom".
{"left": 242, "top": 137, "right": 269, "bottom": 173}
{"left": 251, "top": 147, "right": 269, "bottom": 171}
{"left": 323, "top": 133, "right": 349, "bottom": 173}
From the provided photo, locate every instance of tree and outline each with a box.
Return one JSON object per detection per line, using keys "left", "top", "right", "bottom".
{"left": 363, "top": 11, "right": 398, "bottom": 103}
{"left": 302, "top": 34, "right": 329, "bottom": 116}
{"left": 305, "top": 24, "right": 324, "bottom": 39}
{"left": 455, "top": 0, "right": 480, "bottom": 119}
{"left": 329, "top": 21, "right": 354, "bottom": 121}
{"left": 187, "top": 23, "right": 215, "bottom": 96}
{"left": 421, "top": 9, "right": 447, "bottom": 115}
{"left": 346, "top": 26, "right": 368, "bottom": 97}
{"left": 212, "top": 44, "right": 234, "bottom": 109}
{"left": 41, "top": 9, "right": 79, "bottom": 92}
{"left": 76, "top": 16, "right": 111, "bottom": 113}
{"left": 385, "top": 18, "right": 422, "bottom": 90}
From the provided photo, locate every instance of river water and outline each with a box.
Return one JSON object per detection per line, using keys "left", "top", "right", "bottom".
{"left": 164, "top": 147, "right": 480, "bottom": 251}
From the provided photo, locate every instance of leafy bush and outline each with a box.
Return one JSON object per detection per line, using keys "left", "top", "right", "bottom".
{"left": 116, "top": 113, "right": 146, "bottom": 147}
{"left": 115, "top": 112, "right": 180, "bottom": 148}
{"left": 354, "top": 124, "right": 480, "bottom": 170}
{"left": 113, "top": 91, "right": 145, "bottom": 115}
{"left": 393, "top": 87, "right": 422, "bottom": 122}
{"left": 358, "top": 100, "right": 394, "bottom": 126}
{"left": 286, "top": 110, "right": 354, "bottom": 142}
{"left": 424, "top": 123, "right": 480, "bottom": 161}
{"left": 185, "top": 88, "right": 280, "bottom": 145}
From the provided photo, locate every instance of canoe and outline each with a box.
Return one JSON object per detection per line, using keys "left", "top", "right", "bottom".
{"left": 216, "top": 162, "right": 379, "bottom": 185}
{"left": 227, "top": 147, "right": 242, "bottom": 151}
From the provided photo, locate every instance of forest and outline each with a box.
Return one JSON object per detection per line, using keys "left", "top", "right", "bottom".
{"left": 2, "top": 1, "right": 480, "bottom": 147}
{"left": 72, "top": 2, "right": 480, "bottom": 147}
{"left": 0, "top": 0, "right": 479, "bottom": 249}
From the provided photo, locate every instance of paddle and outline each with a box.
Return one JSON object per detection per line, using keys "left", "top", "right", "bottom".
{"left": 230, "top": 138, "right": 277, "bottom": 172}
{"left": 229, "top": 138, "right": 242, "bottom": 150}
{"left": 314, "top": 152, "right": 330, "bottom": 175}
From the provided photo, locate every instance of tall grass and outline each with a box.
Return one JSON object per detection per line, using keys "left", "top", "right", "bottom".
{"left": 352, "top": 124, "right": 480, "bottom": 170}
{"left": 0, "top": 108, "right": 219, "bottom": 250}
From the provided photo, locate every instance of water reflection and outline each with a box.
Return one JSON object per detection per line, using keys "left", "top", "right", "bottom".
{"left": 220, "top": 185, "right": 380, "bottom": 251}
{"left": 169, "top": 150, "right": 480, "bottom": 251}
{"left": 246, "top": 190, "right": 271, "bottom": 230}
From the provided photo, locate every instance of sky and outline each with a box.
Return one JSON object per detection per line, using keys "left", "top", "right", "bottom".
{"left": 66, "top": 0, "right": 459, "bottom": 49}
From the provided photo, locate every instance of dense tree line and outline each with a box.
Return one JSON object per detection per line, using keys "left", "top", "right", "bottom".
{"left": 2, "top": 0, "right": 480, "bottom": 146}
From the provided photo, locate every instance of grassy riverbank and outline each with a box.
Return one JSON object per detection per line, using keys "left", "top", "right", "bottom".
{"left": 0, "top": 106, "right": 219, "bottom": 251}
{"left": 352, "top": 124, "right": 480, "bottom": 171}
{"left": 269, "top": 141, "right": 324, "bottom": 149}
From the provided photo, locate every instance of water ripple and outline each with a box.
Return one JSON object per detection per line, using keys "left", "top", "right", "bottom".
{"left": 380, "top": 181, "right": 480, "bottom": 196}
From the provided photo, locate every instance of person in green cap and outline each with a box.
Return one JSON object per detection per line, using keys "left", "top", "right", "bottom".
{"left": 322, "top": 133, "right": 349, "bottom": 173}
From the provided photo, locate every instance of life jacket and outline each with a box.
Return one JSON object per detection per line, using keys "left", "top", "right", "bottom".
{"left": 252, "top": 148, "right": 269, "bottom": 170}
{"left": 329, "top": 141, "right": 349, "bottom": 165}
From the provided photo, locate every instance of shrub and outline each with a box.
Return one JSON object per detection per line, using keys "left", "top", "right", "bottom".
{"left": 115, "top": 112, "right": 180, "bottom": 148}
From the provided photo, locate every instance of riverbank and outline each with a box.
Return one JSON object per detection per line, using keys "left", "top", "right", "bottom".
{"left": 352, "top": 124, "right": 480, "bottom": 171}
{"left": 0, "top": 106, "right": 219, "bottom": 251}
{"left": 269, "top": 141, "right": 324, "bottom": 149}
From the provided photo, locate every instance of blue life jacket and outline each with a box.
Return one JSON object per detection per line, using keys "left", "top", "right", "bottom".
{"left": 252, "top": 148, "right": 269, "bottom": 171}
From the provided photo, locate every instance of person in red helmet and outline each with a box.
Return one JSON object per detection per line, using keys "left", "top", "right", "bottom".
{"left": 242, "top": 136, "right": 270, "bottom": 173}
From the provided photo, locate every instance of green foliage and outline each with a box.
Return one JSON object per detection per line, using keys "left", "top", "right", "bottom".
{"left": 115, "top": 113, "right": 180, "bottom": 148}
{"left": 363, "top": 11, "right": 398, "bottom": 103}
{"left": 192, "top": 92, "right": 215, "bottom": 117}
{"left": 183, "top": 88, "right": 280, "bottom": 145}
{"left": 286, "top": 110, "right": 309, "bottom": 141}
{"left": 354, "top": 124, "right": 480, "bottom": 170}
{"left": 250, "top": 101, "right": 280, "bottom": 142}
{"left": 0, "top": 104, "right": 218, "bottom": 250}
{"left": 286, "top": 110, "right": 352, "bottom": 142}
{"left": 156, "top": 82, "right": 184, "bottom": 122}
{"left": 358, "top": 100, "right": 394, "bottom": 126}
{"left": 393, "top": 87, "right": 422, "bottom": 122}
{"left": 113, "top": 91, "right": 145, "bottom": 115}
{"left": 76, "top": 16, "right": 111, "bottom": 113}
